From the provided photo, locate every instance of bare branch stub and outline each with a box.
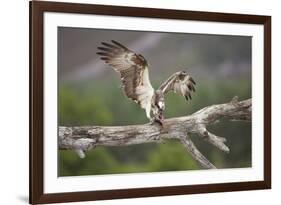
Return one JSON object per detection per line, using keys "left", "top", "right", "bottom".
{"left": 179, "top": 135, "right": 216, "bottom": 169}
{"left": 59, "top": 97, "right": 251, "bottom": 169}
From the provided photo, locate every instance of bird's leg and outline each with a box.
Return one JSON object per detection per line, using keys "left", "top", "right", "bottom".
{"left": 150, "top": 107, "right": 164, "bottom": 126}
{"left": 147, "top": 105, "right": 159, "bottom": 125}
{"left": 146, "top": 104, "right": 161, "bottom": 125}
{"left": 154, "top": 111, "right": 164, "bottom": 126}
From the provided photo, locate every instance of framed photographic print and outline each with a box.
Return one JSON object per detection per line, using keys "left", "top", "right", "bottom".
{"left": 29, "top": 0, "right": 271, "bottom": 204}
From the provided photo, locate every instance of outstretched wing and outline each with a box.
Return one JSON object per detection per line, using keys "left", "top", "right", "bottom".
{"left": 159, "top": 71, "right": 196, "bottom": 100}
{"left": 97, "top": 40, "right": 154, "bottom": 108}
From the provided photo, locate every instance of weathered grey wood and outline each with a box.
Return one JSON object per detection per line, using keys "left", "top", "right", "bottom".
{"left": 179, "top": 136, "right": 217, "bottom": 169}
{"left": 59, "top": 97, "right": 251, "bottom": 169}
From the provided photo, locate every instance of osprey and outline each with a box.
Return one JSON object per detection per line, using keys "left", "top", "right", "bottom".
{"left": 97, "top": 40, "right": 196, "bottom": 125}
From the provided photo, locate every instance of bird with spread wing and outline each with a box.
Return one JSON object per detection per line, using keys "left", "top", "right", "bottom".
{"left": 97, "top": 40, "right": 196, "bottom": 125}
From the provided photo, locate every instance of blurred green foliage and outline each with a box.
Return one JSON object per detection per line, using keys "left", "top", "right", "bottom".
{"left": 59, "top": 78, "right": 251, "bottom": 176}
{"left": 59, "top": 85, "right": 113, "bottom": 126}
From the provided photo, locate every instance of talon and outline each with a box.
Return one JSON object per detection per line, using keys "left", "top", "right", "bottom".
{"left": 149, "top": 118, "right": 155, "bottom": 125}
{"left": 154, "top": 117, "right": 164, "bottom": 126}
{"left": 149, "top": 117, "right": 163, "bottom": 126}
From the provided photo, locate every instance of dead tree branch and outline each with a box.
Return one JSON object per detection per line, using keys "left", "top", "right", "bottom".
{"left": 59, "top": 97, "right": 251, "bottom": 169}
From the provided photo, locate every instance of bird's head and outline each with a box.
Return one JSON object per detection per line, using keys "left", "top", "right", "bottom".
{"left": 179, "top": 70, "right": 188, "bottom": 80}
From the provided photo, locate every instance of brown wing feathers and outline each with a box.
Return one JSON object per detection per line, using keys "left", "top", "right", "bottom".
{"left": 97, "top": 40, "right": 150, "bottom": 103}
{"left": 179, "top": 74, "right": 196, "bottom": 101}
{"left": 97, "top": 40, "right": 196, "bottom": 109}
{"left": 97, "top": 41, "right": 129, "bottom": 66}
{"left": 159, "top": 72, "right": 196, "bottom": 101}
{"left": 119, "top": 67, "right": 142, "bottom": 101}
